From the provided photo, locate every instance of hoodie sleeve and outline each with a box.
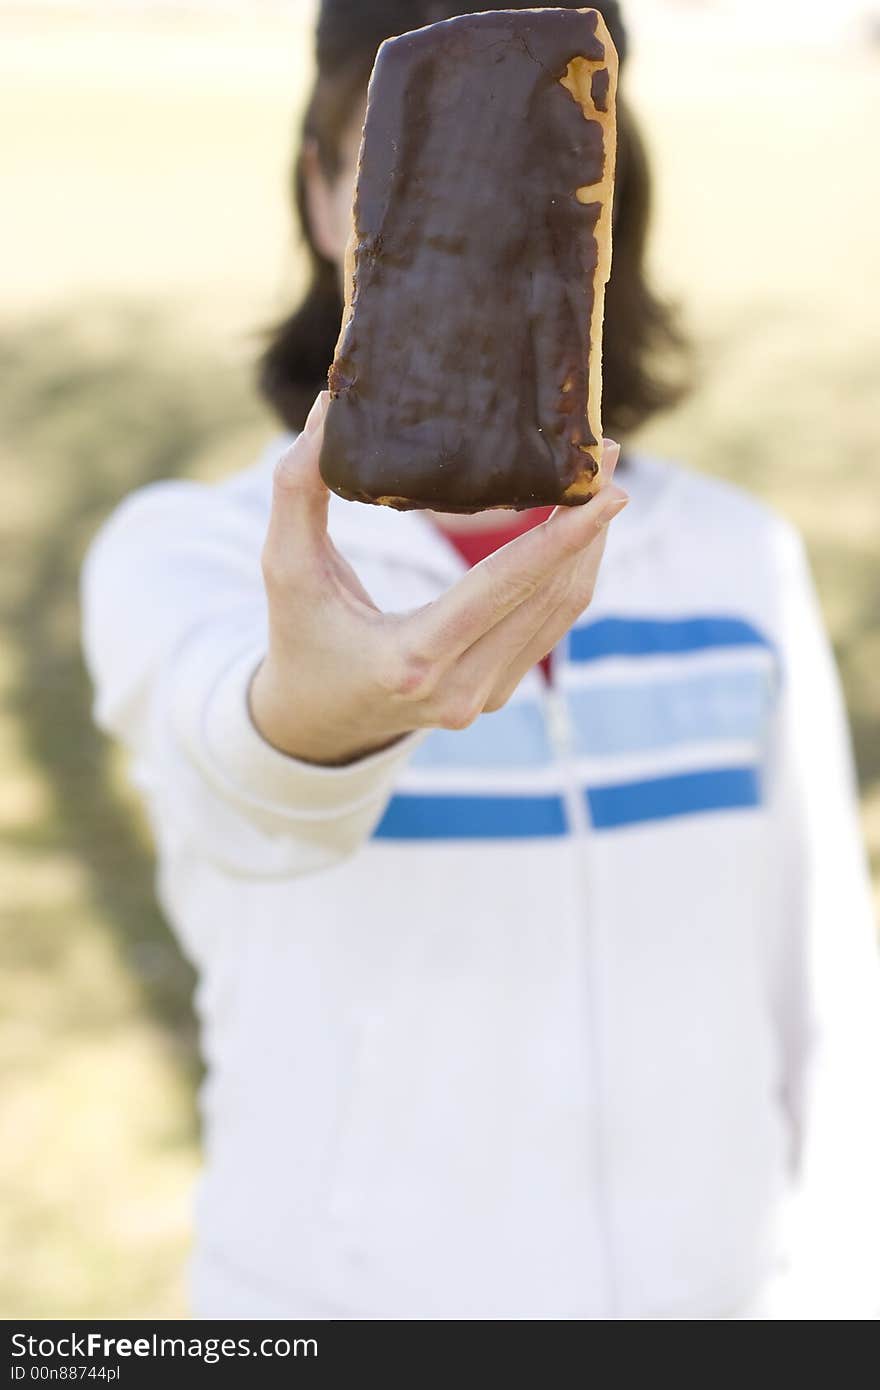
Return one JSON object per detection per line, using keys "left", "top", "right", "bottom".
{"left": 80, "top": 477, "right": 419, "bottom": 880}
{"left": 762, "top": 523, "right": 880, "bottom": 1318}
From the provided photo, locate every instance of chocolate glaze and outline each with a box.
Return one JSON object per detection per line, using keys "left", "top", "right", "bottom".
{"left": 320, "top": 8, "right": 613, "bottom": 511}
{"left": 591, "top": 65, "right": 610, "bottom": 112}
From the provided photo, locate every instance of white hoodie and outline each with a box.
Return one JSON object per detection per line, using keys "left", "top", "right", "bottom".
{"left": 81, "top": 444, "right": 880, "bottom": 1320}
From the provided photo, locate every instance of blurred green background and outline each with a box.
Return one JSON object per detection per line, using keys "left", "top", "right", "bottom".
{"left": 1, "top": 1, "right": 878, "bottom": 1318}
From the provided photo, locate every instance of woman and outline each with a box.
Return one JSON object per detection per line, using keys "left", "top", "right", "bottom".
{"left": 82, "top": 1, "right": 880, "bottom": 1319}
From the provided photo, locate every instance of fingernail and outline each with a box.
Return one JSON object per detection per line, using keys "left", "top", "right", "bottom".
{"left": 595, "top": 486, "right": 629, "bottom": 528}
{"left": 304, "top": 391, "right": 329, "bottom": 434}
{"left": 602, "top": 438, "right": 622, "bottom": 480}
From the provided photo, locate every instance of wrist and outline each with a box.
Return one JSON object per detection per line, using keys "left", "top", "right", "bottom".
{"left": 248, "top": 659, "right": 406, "bottom": 767}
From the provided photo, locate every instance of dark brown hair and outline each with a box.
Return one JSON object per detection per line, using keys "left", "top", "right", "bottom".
{"left": 258, "top": 1, "right": 688, "bottom": 434}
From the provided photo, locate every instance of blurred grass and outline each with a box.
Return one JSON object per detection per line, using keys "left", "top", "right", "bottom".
{"left": 0, "top": 3, "right": 878, "bottom": 1318}
{"left": 0, "top": 312, "right": 269, "bottom": 1316}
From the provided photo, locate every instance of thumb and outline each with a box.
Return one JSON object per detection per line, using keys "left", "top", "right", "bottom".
{"left": 266, "top": 391, "right": 331, "bottom": 552}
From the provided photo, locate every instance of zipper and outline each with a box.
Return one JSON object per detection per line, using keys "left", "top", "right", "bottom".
{"left": 544, "top": 676, "right": 620, "bottom": 1319}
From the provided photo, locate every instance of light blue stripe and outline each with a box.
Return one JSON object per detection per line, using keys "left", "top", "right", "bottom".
{"left": 587, "top": 766, "right": 761, "bottom": 829}
{"left": 568, "top": 616, "right": 772, "bottom": 663}
{"left": 373, "top": 793, "right": 568, "bottom": 841}
{"left": 570, "top": 668, "right": 774, "bottom": 758}
{"left": 411, "top": 701, "right": 553, "bottom": 769}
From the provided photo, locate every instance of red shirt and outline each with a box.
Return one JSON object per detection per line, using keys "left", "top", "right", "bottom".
{"left": 433, "top": 508, "right": 556, "bottom": 681}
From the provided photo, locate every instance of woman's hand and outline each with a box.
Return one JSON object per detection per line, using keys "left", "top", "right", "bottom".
{"left": 249, "top": 392, "right": 628, "bottom": 765}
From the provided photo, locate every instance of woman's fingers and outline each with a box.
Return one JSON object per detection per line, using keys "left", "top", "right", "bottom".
{"left": 601, "top": 437, "right": 622, "bottom": 483}
{"left": 484, "top": 545, "right": 608, "bottom": 709}
{"left": 263, "top": 392, "right": 331, "bottom": 570}
{"left": 458, "top": 492, "right": 624, "bottom": 706}
{"left": 408, "top": 476, "right": 629, "bottom": 666}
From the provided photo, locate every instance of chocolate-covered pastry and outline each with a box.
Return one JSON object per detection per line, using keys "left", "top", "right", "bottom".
{"left": 320, "top": 8, "right": 619, "bottom": 512}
